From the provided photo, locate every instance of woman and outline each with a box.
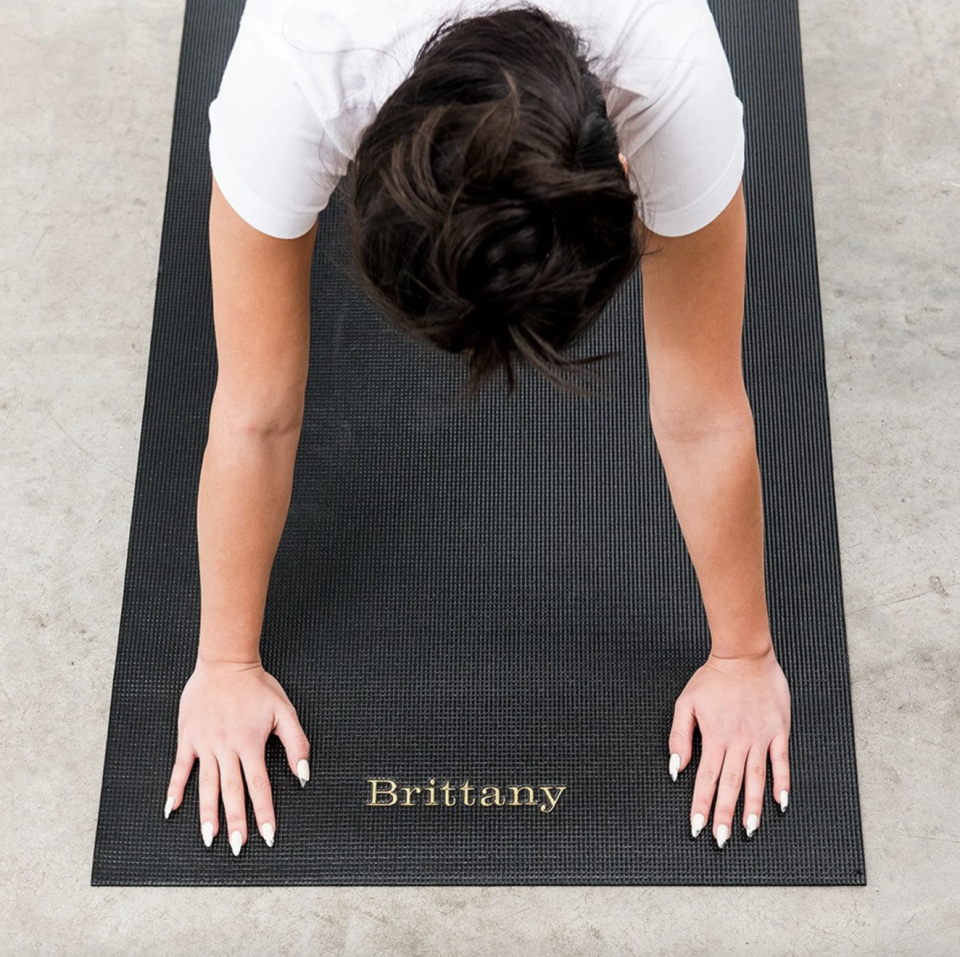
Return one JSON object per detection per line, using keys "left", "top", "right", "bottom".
{"left": 164, "top": 0, "right": 792, "bottom": 857}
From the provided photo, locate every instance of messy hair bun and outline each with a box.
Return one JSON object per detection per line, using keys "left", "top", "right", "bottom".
{"left": 346, "top": 2, "right": 645, "bottom": 395}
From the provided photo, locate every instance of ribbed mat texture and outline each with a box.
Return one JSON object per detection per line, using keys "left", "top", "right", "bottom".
{"left": 92, "top": 0, "right": 866, "bottom": 885}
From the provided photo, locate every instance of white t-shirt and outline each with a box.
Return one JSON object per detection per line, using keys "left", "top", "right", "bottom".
{"left": 208, "top": 0, "right": 744, "bottom": 240}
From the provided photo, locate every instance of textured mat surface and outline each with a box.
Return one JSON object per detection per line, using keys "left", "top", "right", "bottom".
{"left": 92, "top": 0, "right": 866, "bottom": 885}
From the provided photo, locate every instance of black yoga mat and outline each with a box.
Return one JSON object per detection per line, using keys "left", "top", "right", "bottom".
{"left": 92, "top": 0, "right": 866, "bottom": 885}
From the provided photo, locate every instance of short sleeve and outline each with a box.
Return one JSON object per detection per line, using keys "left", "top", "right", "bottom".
{"left": 208, "top": 14, "right": 348, "bottom": 239}
{"left": 605, "top": 6, "right": 745, "bottom": 237}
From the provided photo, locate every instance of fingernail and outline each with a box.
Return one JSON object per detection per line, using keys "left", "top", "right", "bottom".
{"left": 201, "top": 821, "right": 214, "bottom": 848}
{"left": 746, "top": 814, "right": 759, "bottom": 837}
{"left": 668, "top": 753, "right": 680, "bottom": 783}
{"left": 261, "top": 822, "right": 275, "bottom": 848}
{"left": 163, "top": 796, "right": 174, "bottom": 820}
{"left": 779, "top": 790, "right": 789, "bottom": 812}
{"left": 691, "top": 813, "right": 705, "bottom": 838}
{"left": 298, "top": 759, "right": 310, "bottom": 787}
{"left": 230, "top": 830, "right": 243, "bottom": 857}
{"left": 716, "top": 824, "right": 729, "bottom": 849}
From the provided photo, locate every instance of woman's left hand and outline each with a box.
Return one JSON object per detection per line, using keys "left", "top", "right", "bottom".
{"left": 668, "top": 645, "right": 792, "bottom": 847}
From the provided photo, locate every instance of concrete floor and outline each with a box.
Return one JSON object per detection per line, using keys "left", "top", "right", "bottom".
{"left": 1, "top": 0, "right": 957, "bottom": 953}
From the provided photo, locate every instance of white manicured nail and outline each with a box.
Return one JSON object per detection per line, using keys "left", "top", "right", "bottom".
{"left": 716, "top": 824, "right": 729, "bottom": 849}
{"left": 261, "top": 822, "right": 275, "bottom": 848}
{"left": 669, "top": 753, "right": 680, "bottom": 783}
{"left": 298, "top": 759, "right": 310, "bottom": 787}
{"left": 691, "top": 813, "right": 705, "bottom": 838}
{"left": 163, "top": 796, "right": 174, "bottom": 820}
{"left": 779, "top": 790, "right": 789, "bottom": 812}
{"left": 230, "top": 830, "right": 243, "bottom": 857}
{"left": 746, "top": 814, "right": 759, "bottom": 837}
{"left": 201, "top": 821, "right": 214, "bottom": 848}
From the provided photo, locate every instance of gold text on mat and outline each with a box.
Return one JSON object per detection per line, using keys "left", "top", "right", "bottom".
{"left": 366, "top": 778, "right": 567, "bottom": 813}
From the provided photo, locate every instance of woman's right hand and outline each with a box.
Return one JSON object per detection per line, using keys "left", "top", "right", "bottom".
{"left": 164, "top": 657, "right": 311, "bottom": 855}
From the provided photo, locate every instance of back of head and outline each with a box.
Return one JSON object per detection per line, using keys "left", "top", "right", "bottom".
{"left": 345, "top": 2, "right": 645, "bottom": 395}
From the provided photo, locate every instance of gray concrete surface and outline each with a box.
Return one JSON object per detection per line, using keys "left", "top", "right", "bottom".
{"left": 1, "top": 0, "right": 957, "bottom": 953}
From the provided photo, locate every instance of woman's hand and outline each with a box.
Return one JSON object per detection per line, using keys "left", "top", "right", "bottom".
{"left": 668, "top": 646, "right": 791, "bottom": 847}
{"left": 164, "top": 657, "right": 311, "bottom": 855}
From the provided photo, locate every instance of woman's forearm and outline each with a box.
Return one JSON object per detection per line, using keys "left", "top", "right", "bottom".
{"left": 196, "top": 398, "right": 302, "bottom": 665}
{"left": 652, "top": 417, "right": 773, "bottom": 659}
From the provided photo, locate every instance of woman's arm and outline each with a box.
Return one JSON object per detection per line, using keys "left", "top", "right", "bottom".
{"left": 164, "top": 178, "right": 317, "bottom": 855}
{"left": 197, "top": 177, "right": 316, "bottom": 663}
{"left": 642, "top": 183, "right": 769, "bottom": 656}
{"left": 640, "top": 183, "right": 792, "bottom": 846}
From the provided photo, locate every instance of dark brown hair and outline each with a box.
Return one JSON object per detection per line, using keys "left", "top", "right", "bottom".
{"left": 344, "top": 2, "right": 646, "bottom": 396}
